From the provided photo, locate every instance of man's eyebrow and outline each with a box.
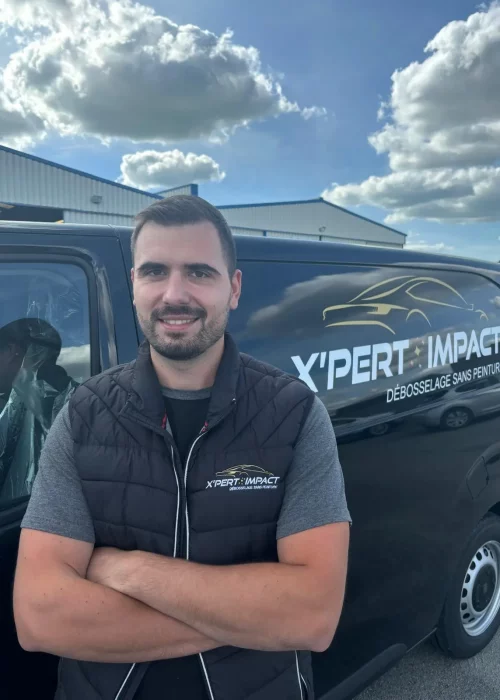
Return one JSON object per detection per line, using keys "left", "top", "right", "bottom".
{"left": 135, "top": 261, "right": 221, "bottom": 276}
{"left": 185, "top": 263, "right": 221, "bottom": 276}
{"left": 135, "top": 261, "right": 167, "bottom": 274}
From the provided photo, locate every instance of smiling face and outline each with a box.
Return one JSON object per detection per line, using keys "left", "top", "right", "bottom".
{"left": 132, "top": 220, "right": 241, "bottom": 362}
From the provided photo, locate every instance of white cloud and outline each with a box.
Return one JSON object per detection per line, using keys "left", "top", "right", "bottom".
{"left": 326, "top": 166, "right": 500, "bottom": 224}
{"left": 0, "top": 0, "right": 324, "bottom": 147}
{"left": 118, "top": 149, "right": 225, "bottom": 189}
{"left": 324, "top": 3, "right": 500, "bottom": 223}
{"left": 301, "top": 106, "right": 328, "bottom": 121}
{"left": 0, "top": 96, "right": 45, "bottom": 149}
{"left": 405, "top": 231, "right": 455, "bottom": 253}
{"left": 0, "top": 0, "right": 81, "bottom": 30}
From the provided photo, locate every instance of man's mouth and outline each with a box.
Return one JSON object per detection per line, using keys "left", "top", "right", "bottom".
{"left": 158, "top": 317, "right": 199, "bottom": 330}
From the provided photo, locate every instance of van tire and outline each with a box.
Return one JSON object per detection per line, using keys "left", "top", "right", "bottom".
{"left": 434, "top": 514, "right": 500, "bottom": 658}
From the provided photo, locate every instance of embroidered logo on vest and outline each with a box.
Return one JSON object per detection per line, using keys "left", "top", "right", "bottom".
{"left": 206, "top": 465, "right": 281, "bottom": 491}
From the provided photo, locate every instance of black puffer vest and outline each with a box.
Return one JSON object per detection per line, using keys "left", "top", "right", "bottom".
{"left": 56, "top": 334, "right": 315, "bottom": 700}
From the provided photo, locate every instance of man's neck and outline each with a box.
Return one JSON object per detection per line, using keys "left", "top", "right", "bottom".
{"left": 150, "top": 337, "right": 224, "bottom": 390}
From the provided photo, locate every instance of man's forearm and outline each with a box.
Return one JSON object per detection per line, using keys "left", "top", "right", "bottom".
{"left": 116, "top": 553, "right": 331, "bottom": 652}
{"left": 16, "top": 566, "right": 221, "bottom": 662}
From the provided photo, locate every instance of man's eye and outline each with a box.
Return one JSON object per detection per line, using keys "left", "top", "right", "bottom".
{"left": 190, "top": 270, "right": 210, "bottom": 279}
{"left": 146, "top": 269, "right": 165, "bottom": 277}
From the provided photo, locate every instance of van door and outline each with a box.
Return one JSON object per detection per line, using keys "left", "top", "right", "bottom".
{"left": 230, "top": 259, "right": 500, "bottom": 697}
{"left": 0, "top": 232, "right": 135, "bottom": 700}
{"left": 0, "top": 253, "right": 96, "bottom": 697}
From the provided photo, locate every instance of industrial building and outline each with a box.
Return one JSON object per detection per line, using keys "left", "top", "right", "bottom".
{"left": 0, "top": 145, "right": 405, "bottom": 248}
{"left": 219, "top": 199, "right": 405, "bottom": 248}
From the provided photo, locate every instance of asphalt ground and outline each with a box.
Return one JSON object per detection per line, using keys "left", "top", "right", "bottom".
{"left": 355, "top": 633, "right": 500, "bottom": 700}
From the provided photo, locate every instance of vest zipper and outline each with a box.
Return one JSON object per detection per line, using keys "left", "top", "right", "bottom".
{"left": 295, "top": 652, "right": 305, "bottom": 700}
{"left": 170, "top": 444, "right": 181, "bottom": 558}
{"left": 183, "top": 431, "right": 205, "bottom": 561}
{"left": 183, "top": 398, "right": 237, "bottom": 700}
{"left": 120, "top": 400, "right": 236, "bottom": 700}
{"left": 183, "top": 399, "right": 237, "bottom": 560}
{"left": 114, "top": 664, "right": 136, "bottom": 700}
{"left": 112, "top": 412, "right": 183, "bottom": 700}
{"left": 300, "top": 672, "right": 308, "bottom": 699}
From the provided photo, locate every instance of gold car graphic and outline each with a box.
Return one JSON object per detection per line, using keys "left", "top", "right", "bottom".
{"left": 322, "top": 276, "right": 488, "bottom": 335}
{"left": 216, "top": 465, "right": 274, "bottom": 477}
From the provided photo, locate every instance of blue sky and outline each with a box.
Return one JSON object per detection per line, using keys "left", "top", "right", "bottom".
{"left": 1, "top": 0, "right": 500, "bottom": 260}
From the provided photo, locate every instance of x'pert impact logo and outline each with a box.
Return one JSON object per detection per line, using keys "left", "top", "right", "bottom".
{"left": 206, "top": 465, "right": 280, "bottom": 492}
{"left": 322, "top": 275, "right": 488, "bottom": 336}
{"left": 292, "top": 275, "right": 495, "bottom": 393}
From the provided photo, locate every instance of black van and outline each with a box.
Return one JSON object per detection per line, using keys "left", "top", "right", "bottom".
{"left": 3, "top": 221, "right": 500, "bottom": 700}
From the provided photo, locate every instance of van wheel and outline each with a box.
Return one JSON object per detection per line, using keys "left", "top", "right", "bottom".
{"left": 435, "top": 514, "right": 500, "bottom": 658}
{"left": 440, "top": 407, "right": 473, "bottom": 430}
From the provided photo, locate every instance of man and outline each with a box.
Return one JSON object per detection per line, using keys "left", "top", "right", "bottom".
{"left": 14, "top": 195, "right": 351, "bottom": 700}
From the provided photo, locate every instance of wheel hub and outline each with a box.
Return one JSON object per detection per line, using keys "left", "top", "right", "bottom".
{"left": 472, "top": 565, "right": 496, "bottom": 612}
{"left": 460, "top": 541, "right": 500, "bottom": 637}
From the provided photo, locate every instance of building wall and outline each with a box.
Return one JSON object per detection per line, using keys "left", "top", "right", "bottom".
{"left": 156, "top": 184, "right": 198, "bottom": 198}
{"left": 63, "top": 210, "right": 135, "bottom": 226}
{"left": 231, "top": 227, "right": 404, "bottom": 248}
{"left": 231, "top": 226, "right": 265, "bottom": 237}
{"left": 0, "top": 147, "right": 159, "bottom": 219}
{"left": 266, "top": 230, "right": 319, "bottom": 241}
{"left": 220, "top": 200, "right": 405, "bottom": 246}
{"left": 0, "top": 146, "right": 404, "bottom": 248}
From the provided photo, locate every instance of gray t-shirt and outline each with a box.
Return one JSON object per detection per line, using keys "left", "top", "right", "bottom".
{"left": 22, "top": 393, "right": 351, "bottom": 542}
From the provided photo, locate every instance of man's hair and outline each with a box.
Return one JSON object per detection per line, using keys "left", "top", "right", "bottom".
{"left": 132, "top": 195, "right": 237, "bottom": 275}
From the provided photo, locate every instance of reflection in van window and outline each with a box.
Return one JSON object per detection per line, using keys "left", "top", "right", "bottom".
{"left": 231, "top": 262, "right": 500, "bottom": 436}
{"left": 0, "top": 262, "right": 91, "bottom": 505}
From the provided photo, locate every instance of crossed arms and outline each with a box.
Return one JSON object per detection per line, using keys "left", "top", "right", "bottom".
{"left": 13, "top": 522, "right": 349, "bottom": 663}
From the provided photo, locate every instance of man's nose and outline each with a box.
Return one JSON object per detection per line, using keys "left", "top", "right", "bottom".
{"left": 160, "top": 270, "right": 191, "bottom": 305}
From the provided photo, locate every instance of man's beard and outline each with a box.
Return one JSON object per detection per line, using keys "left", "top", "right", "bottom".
{"left": 138, "top": 304, "right": 229, "bottom": 361}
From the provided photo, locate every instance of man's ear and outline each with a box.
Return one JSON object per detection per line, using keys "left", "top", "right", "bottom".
{"left": 130, "top": 269, "right": 136, "bottom": 306}
{"left": 230, "top": 269, "right": 242, "bottom": 311}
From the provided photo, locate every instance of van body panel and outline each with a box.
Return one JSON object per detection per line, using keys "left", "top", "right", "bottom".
{"left": 2, "top": 223, "right": 500, "bottom": 699}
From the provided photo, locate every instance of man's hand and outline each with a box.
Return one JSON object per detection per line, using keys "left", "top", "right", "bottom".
{"left": 86, "top": 547, "right": 137, "bottom": 592}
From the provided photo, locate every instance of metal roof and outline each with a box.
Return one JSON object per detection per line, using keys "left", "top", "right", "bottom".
{"left": 155, "top": 184, "right": 199, "bottom": 196}
{"left": 217, "top": 197, "right": 407, "bottom": 239}
{"left": 0, "top": 144, "right": 163, "bottom": 200}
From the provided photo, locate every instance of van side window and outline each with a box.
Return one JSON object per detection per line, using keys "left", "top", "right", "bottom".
{"left": 0, "top": 261, "right": 91, "bottom": 506}
{"left": 231, "top": 262, "right": 500, "bottom": 436}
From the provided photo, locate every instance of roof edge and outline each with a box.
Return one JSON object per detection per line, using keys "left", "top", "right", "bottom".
{"left": 155, "top": 183, "right": 199, "bottom": 196}
{"left": 0, "top": 144, "right": 163, "bottom": 200}
{"left": 218, "top": 196, "right": 406, "bottom": 239}
{"left": 317, "top": 197, "right": 407, "bottom": 238}
{"left": 218, "top": 197, "right": 320, "bottom": 210}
